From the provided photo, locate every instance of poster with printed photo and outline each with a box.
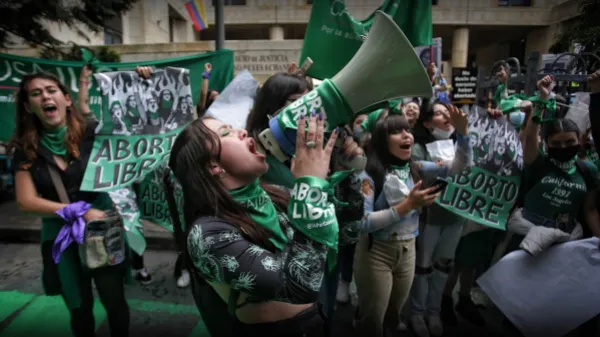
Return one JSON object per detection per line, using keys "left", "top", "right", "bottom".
{"left": 80, "top": 67, "right": 193, "bottom": 192}
{"left": 435, "top": 107, "right": 523, "bottom": 230}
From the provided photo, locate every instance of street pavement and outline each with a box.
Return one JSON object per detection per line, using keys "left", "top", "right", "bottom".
{"left": 0, "top": 197, "right": 513, "bottom": 337}
{"left": 0, "top": 243, "right": 513, "bottom": 337}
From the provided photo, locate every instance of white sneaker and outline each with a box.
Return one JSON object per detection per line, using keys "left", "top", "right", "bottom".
{"left": 471, "top": 287, "right": 491, "bottom": 307}
{"left": 427, "top": 315, "right": 443, "bottom": 337}
{"left": 336, "top": 281, "right": 350, "bottom": 304}
{"left": 396, "top": 320, "right": 408, "bottom": 331}
{"left": 177, "top": 270, "right": 190, "bottom": 288}
{"left": 410, "top": 315, "right": 430, "bottom": 337}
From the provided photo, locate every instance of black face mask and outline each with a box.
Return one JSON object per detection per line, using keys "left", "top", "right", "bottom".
{"left": 547, "top": 145, "right": 580, "bottom": 162}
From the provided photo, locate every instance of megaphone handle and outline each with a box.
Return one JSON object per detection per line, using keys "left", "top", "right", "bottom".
{"left": 337, "top": 154, "right": 367, "bottom": 170}
{"left": 334, "top": 128, "right": 367, "bottom": 170}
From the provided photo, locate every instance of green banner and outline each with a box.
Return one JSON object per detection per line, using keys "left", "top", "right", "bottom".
{"left": 0, "top": 50, "right": 234, "bottom": 142}
{"left": 435, "top": 111, "right": 523, "bottom": 230}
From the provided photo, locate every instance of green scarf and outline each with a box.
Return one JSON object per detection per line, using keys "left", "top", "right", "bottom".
{"left": 40, "top": 125, "right": 67, "bottom": 156}
{"left": 230, "top": 179, "right": 288, "bottom": 251}
{"left": 391, "top": 163, "right": 410, "bottom": 181}
{"left": 497, "top": 93, "right": 557, "bottom": 124}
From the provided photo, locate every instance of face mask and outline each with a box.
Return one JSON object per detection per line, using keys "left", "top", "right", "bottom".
{"left": 509, "top": 111, "right": 526, "bottom": 129}
{"left": 431, "top": 127, "right": 454, "bottom": 140}
{"left": 353, "top": 126, "right": 363, "bottom": 139}
{"left": 547, "top": 145, "right": 580, "bottom": 162}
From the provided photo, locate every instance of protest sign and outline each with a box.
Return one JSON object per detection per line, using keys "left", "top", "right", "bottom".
{"left": 205, "top": 69, "right": 259, "bottom": 129}
{"left": 0, "top": 50, "right": 234, "bottom": 141}
{"left": 435, "top": 109, "right": 523, "bottom": 230}
{"left": 135, "top": 164, "right": 184, "bottom": 232}
{"left": 108, "top": 186, "right": 146, "bottom": 255}
{"left": 451, "top": 67, "right": 478, "bottom": 105}
{"left": 81, "top": 67, "right": 193, "bottom": 192}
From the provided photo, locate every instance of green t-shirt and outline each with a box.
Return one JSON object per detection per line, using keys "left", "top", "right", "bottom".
{"left": 523, "top": 154, "right": 597, "bottom": 223}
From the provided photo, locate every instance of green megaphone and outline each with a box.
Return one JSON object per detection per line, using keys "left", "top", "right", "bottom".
{"left": 258, "top": 11, "right": 432, "bottom": 170}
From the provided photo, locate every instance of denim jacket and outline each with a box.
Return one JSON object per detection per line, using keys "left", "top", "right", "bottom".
{"left": 359, "top": 134, "right": 473, "bottom": 241}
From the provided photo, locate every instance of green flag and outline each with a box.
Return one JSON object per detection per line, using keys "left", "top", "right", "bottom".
{"left": 299, "top": 0, "right": 432, "bottom": 80}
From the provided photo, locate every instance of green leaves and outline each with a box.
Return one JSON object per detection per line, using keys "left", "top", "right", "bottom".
{"left": 0, "top": 0, "right": 137, "bottom": 49}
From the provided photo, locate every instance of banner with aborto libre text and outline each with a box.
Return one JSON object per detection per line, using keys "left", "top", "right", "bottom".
{"left": 435, "top": 109, "right": 523, "bottom": 230}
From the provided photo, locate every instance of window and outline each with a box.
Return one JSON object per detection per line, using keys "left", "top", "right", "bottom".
{"left": 497, "top": 0, "right": 532, "bottom": 6}
{"left": 104, "top": 15, "right": 123, "bottom": 45}
{"left": 212, "top": 0, "right": 246, "bottom": 5}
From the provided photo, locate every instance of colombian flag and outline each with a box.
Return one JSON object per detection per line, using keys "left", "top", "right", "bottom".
{"left": 185, "top": 0, "right": 208, "bottom": 32}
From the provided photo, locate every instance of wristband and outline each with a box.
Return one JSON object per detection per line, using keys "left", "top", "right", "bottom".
{"left": 202, "top": 71, "right": 211, "bottom": 79}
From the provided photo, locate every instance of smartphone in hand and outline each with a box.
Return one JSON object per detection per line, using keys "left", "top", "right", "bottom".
{"left": 428, "top": 178, "right": 449, "bottom": 195}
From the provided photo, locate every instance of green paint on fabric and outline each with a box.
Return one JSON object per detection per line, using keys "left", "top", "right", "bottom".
{"left": 0, "top": 291, "right": 35, "bottom": 323}
{"left": 0, "top": 295, "right": 106, "bottom": 337}
{"left": 127, "top": 299, "right": 199, "bottom": 316}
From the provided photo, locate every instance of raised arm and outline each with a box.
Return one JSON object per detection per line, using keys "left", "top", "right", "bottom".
{"left": 199, "top": 63, "right": 211, "bottom": 110}
{"left": 77, "top": 65, "right": 94, "bottom": 119}
{"left": 523, "top": 75, "right": 553, "bottom": 165}
{"left": 448, "top": 104, "right": 472, "bottom": 175}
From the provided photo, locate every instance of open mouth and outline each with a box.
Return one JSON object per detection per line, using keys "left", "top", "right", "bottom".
{"left": 248, "top": 138, "right": 265, "bottom": 159}
{"left": 399, "top": 144, "right": 412, "bottom": 150}
{"left": 42, "top": 104, "right": 58, "bottom": 116}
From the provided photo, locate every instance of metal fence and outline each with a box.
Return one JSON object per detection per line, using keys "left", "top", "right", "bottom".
{"left": 476, "top": 51, "right": 600, "bottom": 106}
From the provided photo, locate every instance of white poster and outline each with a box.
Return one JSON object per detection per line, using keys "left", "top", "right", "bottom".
{"left": 477, "top": 238, "right": 600, "bottom": 337}
{"left": 205, "top": 70, "right": 259, "bottom": 129}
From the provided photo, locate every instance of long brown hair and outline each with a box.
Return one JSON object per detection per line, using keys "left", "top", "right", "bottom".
{"left": 164, "top": 117, "right": 290, "bottom": 253}
{"left": 366, "top": 114, "right": 421, "bottom": 198}
{"left": 11, "top": 72, "right": 86, "bottom": 166}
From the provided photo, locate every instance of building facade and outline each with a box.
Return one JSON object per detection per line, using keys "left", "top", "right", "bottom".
{"left": 5, "top": 0, "right": 581, "bottom": 82}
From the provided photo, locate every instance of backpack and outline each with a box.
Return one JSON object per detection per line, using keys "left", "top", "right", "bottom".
{"left": 512, "top": 159, "right": 597, "bottom": 237}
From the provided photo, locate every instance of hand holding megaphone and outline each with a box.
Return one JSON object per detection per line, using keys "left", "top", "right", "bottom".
{"left": 259, "top": 11, "right": 432, "bottom": 170}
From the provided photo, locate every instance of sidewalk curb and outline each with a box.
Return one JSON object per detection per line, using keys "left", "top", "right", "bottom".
{"left": 0, "top": 226, "right": 177, "bottom": 251}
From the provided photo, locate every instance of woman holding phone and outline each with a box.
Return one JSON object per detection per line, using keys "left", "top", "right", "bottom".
{"left": 354, "top": 106, "right": 472, "bottom": 337}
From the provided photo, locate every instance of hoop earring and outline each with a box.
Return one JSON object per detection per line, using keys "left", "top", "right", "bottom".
{"left": 219, "top": 168, "right": 226, "bottom": 179}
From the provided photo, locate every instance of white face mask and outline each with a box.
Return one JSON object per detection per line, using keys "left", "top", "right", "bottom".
{"left": 509, "top": 111, "right": 526, "bottom": 128}
{"left": 431, "top": 127, "right": 454, "bottom": 140}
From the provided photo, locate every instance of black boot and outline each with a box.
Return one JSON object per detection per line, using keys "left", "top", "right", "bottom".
{"left": 456, "top": 295, "right": 485, "bottom": 327}
{"left": 440, "top": 294, "right": 458, "bottom": 326}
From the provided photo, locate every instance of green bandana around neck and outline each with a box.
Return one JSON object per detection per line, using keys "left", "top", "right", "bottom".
{"left": 40, "top": 125, "right": 68, "bottom": 156}
{"left": 391, "top": 163, "right": 410, "bottom": 181}
{"left": 161, "top": 99, "right": 173, "bottom": 110}
{"left": 550, "top": 156, "right": 577, "bottom": 175}
{"left": 229, "top": 179, "right": 288, "bottom": 251}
